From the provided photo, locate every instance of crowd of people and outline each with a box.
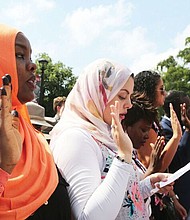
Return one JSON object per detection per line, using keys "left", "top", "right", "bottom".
{"left": 0, "top": 23, "right": 190, "bottom": 220}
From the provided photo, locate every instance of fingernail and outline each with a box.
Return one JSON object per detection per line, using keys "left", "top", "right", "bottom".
{"left": 11, "top": 110, "right": 18, "bottom": 117}
{"left": 5, "top": 74, "right": 11, "bottom": 83}
{"left": 1, "top": 87, "right": 7, "bottom": 95}
{"left": 2, "top": 76, "right": 9, "bottom": 85}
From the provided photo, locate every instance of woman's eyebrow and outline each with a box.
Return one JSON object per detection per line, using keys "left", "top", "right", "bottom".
{"left": 15, "top": 43, "right": 32, "bottom": 54}
{"left": 120, "top": 89, "right": 129, "bottom": 94}
{"left": 15, "top": 43, "right": 27, "bottom": 50}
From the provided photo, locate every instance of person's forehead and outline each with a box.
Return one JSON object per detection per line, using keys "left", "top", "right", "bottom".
{"left": 156, "top": 78, "right": 163, "bottom": 86}
{"left": 15, "top": 32, "right": 32, "bottom": 52}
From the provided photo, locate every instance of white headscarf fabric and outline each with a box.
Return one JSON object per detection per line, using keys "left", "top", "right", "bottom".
{"left": 50, "top": 58, "right": 132, "bottom": 151}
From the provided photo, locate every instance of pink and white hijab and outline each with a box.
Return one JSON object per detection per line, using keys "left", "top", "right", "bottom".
{"left": 50, "top": 58, "right": 132, "bottom": 151}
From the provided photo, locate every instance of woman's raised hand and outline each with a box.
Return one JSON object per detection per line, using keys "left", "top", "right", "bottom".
{"left": 181, "top": 103, "right": 190, "bottom": 131}
{"left": 110, "top": 101, "right": 133, "bottom": 163}
{"left": 170, "top": 103, "right": 182, "bottom": 140}
{"left": 0, "top": 74, "right": 22, "bottom": 174}
{"left": 145, "top": 136, "right": 165, "bottom": 176}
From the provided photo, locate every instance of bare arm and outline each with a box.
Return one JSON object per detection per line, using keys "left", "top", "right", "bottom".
{"left": 160, "top": 103, "right": 182, "bottom": 172}
{"left": 169, "top": 190, "right": 187, "bottom": 219}
{"left": 138, "top": 104, "right": 181, "bottom": 173}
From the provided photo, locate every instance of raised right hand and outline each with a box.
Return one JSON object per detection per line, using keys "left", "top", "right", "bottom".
{"left": 181, "top": 103, "right": 190, "bottom": 131}
{"left": 0, "top": 75, "right": 22, "bottom": 174}
{"left": 170, "top": 103, "right": 182, "bottom": 140}
{"left": 110, "top": 101, "right": 133, "bottom": 163}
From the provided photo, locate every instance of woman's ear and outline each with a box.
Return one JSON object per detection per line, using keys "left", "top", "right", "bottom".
{"left": 57, "top": 106, "right": 61, "bottom": 112}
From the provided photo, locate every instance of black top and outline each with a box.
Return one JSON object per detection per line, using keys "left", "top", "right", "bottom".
{"left": 160, "top": 116, "right": 190, "bottom": 212}
{"left": 27, "top": 167, "right": 71, "bottom": 220}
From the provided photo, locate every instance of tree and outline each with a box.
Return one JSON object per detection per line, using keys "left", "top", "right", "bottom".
{"left": 157, "top": 37, "right": 190, "bottom": 96}
{"left": 35, "top": 53, "right": 77, "bottom": 116}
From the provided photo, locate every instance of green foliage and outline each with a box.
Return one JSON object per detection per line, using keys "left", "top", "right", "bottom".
{"left": 35, "top": 53, "right": 77, "bottom": 116}
{"left": 157, "top": 37, "right": 190, "bottom": 97}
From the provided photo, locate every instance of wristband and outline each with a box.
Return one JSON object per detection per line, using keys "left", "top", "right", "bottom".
{"left": 171, "top": 194, "right": 179, "bottom": 202}
{"left": 116, "top": 155, "right": 131, "bottom": 164}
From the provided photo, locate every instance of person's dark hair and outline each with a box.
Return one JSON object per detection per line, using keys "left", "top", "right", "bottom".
{"left": 122, "top": 93, "right": 157, "bottom": 131}
{"left": 163, "top": 90, "right": 189, "bottom": 124}
{"left": 133, "top": 70, "right": 161, "bottom": 105}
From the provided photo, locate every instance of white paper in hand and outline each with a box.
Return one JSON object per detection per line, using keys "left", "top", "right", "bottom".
{"left": 151, "top": 162, "right": 190, "bottom": 194}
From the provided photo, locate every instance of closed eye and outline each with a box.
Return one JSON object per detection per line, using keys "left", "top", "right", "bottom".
{"left": 118, "top": 95, "right": 126, "bottom": 100}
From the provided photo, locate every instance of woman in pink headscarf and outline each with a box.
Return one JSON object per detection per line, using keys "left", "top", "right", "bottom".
{"left": 50, "top": 58, "right": 173, "bottom": 220}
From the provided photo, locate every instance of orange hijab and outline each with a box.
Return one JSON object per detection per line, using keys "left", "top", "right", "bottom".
{"left": 0, "top": 24, "right": 58, "bottom": 219}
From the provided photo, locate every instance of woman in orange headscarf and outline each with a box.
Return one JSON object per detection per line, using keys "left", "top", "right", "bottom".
{"left": 0, "top": 24, "right": 71, "bottom": 220}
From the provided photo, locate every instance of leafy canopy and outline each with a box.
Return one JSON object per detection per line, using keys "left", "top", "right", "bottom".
{"left": 35, "top": 53, "right": 77, "bottom": 116}
{"left": 157, "top": 37, "right": 190, "bottom": 96}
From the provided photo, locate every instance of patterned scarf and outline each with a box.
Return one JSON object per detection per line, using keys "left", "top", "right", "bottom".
{"left": 50, "top": 58, "right": 132, "bottom": 151}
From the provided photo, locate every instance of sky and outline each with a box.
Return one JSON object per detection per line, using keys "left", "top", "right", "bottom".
{"left": 1, "top": 0, "right": 190, "bottom": 76}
